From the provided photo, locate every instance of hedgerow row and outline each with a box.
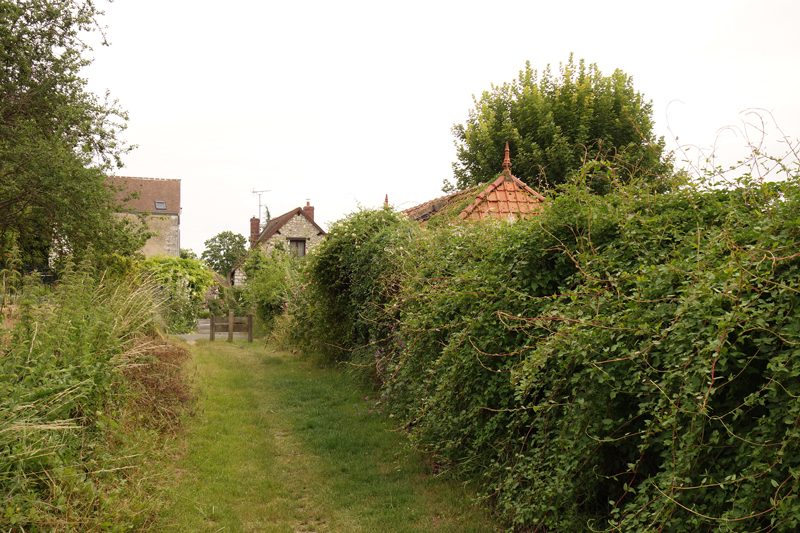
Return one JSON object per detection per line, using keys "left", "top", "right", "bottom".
{"left": 279, "top": 148, "right": 800, "bottom": 532}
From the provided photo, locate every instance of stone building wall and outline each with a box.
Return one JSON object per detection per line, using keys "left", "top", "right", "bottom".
{"left": 231, "top": 211, "right": 325, "bottom": 286}
{"left": 259, "top": 212, "right": 325, "bottom": 254}
{"left": 233, "top": 265, "right": 247, "bottom": 286}
{"left": 118, "top": 213, "right": 180, "bottom": 257}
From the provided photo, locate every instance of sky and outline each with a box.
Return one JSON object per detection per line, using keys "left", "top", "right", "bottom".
{"left": 82, "top": 0, "right": 800, "bottom": 255}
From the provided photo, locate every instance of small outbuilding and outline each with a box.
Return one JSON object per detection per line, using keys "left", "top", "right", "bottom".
{"left": 404, "top": 143, "right": 546, "bottom": 223}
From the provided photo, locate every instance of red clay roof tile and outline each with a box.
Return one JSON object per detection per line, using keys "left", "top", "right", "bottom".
{"left": 404, "top": 142, "right": 546, "bottom": 223}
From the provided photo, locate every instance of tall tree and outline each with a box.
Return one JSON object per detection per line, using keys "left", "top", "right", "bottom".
{"left": 450, "top": 55, "right": 671, "bottom": 194}
{"left": 201, "top": 231, "right": 248, "bottom": 276}
{"left": 0, "top": 0, "right": 146, "bottom": 270}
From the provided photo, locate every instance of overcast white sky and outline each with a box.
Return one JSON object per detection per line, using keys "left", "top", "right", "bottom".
{"left": 83, "top": 0, "right": 800, "bottom": 255}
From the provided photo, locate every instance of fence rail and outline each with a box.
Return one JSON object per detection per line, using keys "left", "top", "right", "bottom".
{"left": 210, "top": 311, "right": 253, "bottom": 342}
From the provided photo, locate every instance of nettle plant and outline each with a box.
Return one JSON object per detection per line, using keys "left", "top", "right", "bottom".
{"left": 0, "top": 260, "right": 172, "bottom": 530}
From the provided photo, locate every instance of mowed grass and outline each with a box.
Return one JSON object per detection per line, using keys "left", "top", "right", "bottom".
{"left": 157, "top": 340, "right": 499, "bottom": 533}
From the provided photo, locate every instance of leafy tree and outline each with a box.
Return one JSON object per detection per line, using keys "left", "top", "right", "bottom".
{"left": 201, "top": 231, "right": 248, "bottom": 276}
{"left": 180, "top": 248, "right": 198, "bottom": 260}
{"left": 0, "top": 0, "right": 147, "bottom": 270}
{"left": 450, "top": 54, "right": 671, "bottom": 194}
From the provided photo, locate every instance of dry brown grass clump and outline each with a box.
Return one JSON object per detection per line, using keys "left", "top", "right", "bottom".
{"left": 120, "top": 337, "right": 196, "bottom": 433}
{"left": 0, "top": 303, "right": 18, "bottom": 346}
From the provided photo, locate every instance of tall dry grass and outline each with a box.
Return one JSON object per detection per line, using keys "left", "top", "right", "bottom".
{"left": 0, "top": 262, "right": 195, "bottom": 532}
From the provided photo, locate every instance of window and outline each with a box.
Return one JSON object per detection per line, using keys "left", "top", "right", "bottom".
{"left": 289, "top": 239, "right": 306, "bottom": 257}
{"left": 154, "top": 201, "right": 167, "bottom": 210}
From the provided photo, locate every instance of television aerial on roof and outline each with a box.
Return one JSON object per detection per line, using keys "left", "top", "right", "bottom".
{"left": 252, "top": 189, "right": 271, "bottom": 226}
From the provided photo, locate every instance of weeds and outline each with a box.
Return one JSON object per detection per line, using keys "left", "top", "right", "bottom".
{"left": 0, "top": 261, "right": 194, "bottom": 532}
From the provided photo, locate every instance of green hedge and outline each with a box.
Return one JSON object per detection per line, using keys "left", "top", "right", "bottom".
{"left": 286, "top": 159, "right": 800, "bottom": 531}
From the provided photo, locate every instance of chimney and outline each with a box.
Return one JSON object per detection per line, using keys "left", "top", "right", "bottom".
{"left": 303, "top": 201, "right": 314, "bottom": 221}
{"left": 250, "top": 216, "right": 260, "bottom": 249}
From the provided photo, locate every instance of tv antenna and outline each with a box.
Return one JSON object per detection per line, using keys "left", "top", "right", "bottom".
{"left": 252, "top": 189, "right": 270, "bottom": 220}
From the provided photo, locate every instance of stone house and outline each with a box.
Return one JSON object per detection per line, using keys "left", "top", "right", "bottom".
{"left": 109, "top": 176, "right": 181, "bottom": 257}
{"left": 404, "top": 143, "right": 546, "bottom": 223}
{"left": 231, "top": 202, "right": 325, "bottom": 286}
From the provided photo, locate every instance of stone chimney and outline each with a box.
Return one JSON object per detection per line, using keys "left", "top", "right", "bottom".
{"left": 250, "top": 216, "right": 260, "bottom": 249}
{"left": 302, "top": 201, "right": 314, "bottom": 221}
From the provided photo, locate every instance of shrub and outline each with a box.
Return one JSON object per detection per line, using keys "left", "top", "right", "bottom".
{"left": 140, "top": 255, "right": 215, "bottom": 333}
{"left": 284, "top": 149, "right": 800, "bottom": 531}
{"left": 239, "top": 248, "right": 293, "bottom": 327}
{"left": 287, "top": 206, "right": 417, "bottom": 363}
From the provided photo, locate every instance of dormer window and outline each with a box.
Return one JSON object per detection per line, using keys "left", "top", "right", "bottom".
{"left": 154, "top": 201, "right": 167, "bottom": 210}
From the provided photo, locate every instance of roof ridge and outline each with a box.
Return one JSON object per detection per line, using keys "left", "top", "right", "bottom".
{"left": 256, "top": 206, "right": 325, "bottom": 244}
{"left": 402, "top": 184, "right": 483, "bottom": 217}
{"left": 109, "top": 176, "right": 181, "bottom": 182}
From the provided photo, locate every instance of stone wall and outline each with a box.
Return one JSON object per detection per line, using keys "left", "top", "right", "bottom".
{"left": 118, "top": 213, "right": 180, "bottom": 257}
{"left": 259, "top": 211, "right": 324, "bottom": 255}
{"left": 233, "top": 265, "right": 247, "bottom": 286}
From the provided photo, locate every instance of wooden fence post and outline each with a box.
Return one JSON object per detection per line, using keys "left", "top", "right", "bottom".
{"left": 248, "top": 313, "right": 253, "bottom": 343}
{"left": 228, "top": 310, "right": 234, "bottom": 343}
{"left": 210, "top": 314, "right": 215, "bottom": 341}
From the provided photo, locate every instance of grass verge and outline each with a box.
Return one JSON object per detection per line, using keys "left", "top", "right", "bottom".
{"left": 158, "top": 340, "right": 500, "bottom": 532}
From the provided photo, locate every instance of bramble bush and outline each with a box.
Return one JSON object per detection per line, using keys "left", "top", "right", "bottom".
{"left": 283, "top": 145, "right": 800, "bottom": 531}
{"left": 282, "top": 206, "right": 417, "bottom": 366}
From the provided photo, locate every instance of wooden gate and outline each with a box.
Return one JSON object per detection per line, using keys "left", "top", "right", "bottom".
{"left": 210, "top": 311, "right": 254, "bottom": 342}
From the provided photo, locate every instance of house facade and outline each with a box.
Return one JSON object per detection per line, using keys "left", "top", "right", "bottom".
{"left": 232, "top": 202, "right": 325, "bottom": 285}
{"left": 109, "top": 176, "right": 181, "bottom": 257}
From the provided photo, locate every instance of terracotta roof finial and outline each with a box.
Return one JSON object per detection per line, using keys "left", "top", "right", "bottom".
{"left": 502, "top": 142, "right": 512, "bottom": 176}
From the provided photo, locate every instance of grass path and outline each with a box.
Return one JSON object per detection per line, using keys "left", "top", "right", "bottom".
{"left": 157, "top": 340, "right": 498, "bottom": 533}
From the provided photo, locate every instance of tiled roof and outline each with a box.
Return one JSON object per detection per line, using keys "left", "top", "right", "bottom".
{"left": 110, "top": 176, "right": 181, "bottom": 215}
{"left": 256, "top": 207, "right": 326, "bottom": 243}
{"left": 402, "top": 185, "right": 482, "bottom": 222}
{"left": 403, "top": 143, "right": 545, "bottom": 223}
{"left": 458, "top": 173, "right": 545, "bottom": 221}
